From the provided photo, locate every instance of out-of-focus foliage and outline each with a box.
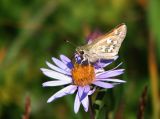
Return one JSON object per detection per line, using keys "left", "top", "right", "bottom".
{"left": 0, "top": 0, "right": 159, "bottom": 119}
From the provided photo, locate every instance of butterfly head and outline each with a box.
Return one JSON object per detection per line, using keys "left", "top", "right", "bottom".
{"left": 76, "top": 46, "right": 91, "bottom": 62}
{"left": 76, "top": 46, "right": 85, "bottom": 56}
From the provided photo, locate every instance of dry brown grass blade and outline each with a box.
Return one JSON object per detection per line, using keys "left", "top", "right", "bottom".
{"left": 137, "top": 86, "right": 148, "bottom": 119}
{"left": 114, "top": 100, "right": 125, "bottom": 119}
{"left": 0, "top": 47, "right": 6, "bottom": 64}
{"left": 148, "top": 32, "right": 160, "bottom": 119}
{"left": 22, "top": 96, "right": 31, "bottom": 119}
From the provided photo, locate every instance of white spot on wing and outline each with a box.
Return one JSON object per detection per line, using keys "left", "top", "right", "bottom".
{"left": 114, "top": 30, "right": 119, "bottom": 35}
{"left": 110, "top": 45, "right": 114, "bottom": 48}
{"left": 108, "top": 49, "right": 112, "bottom": 52}
{"left": 106, "top": 38, "right": 112, "bottom": 44}
{"left": 101, "top": 46, "right": 106, "bottom": 52}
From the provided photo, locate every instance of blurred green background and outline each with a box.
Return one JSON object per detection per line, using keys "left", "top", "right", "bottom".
{"left": 0, "top": 0, "right": 159, "bottom": 119}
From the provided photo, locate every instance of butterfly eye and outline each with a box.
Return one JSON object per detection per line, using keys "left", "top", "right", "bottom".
{"left": 79, "top": 50, "right": 84, "bottom": 55}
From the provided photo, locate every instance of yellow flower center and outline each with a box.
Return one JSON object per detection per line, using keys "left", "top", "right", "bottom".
{"left": 71, "top": 64, "right": 95, "bottom": 86}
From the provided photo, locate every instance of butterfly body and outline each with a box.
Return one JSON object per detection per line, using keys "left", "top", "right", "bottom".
{"left": 76, "top": 23, "right": 127, "bottom": 63}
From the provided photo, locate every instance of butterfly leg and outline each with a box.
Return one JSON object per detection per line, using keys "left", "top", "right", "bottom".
{"left": 80, "top": 54, "right": 91, "bottom": 65}
{"left": 87, "top": 59, "right": 91, "bottom": 65}
{"left": 80, "top": 55, "right": 87, "bottom": 64}
{"left": 97, "top": 58, "right": 100, "bottom": 64}
{"left": 98, "top": 58, "right": 103, "bottom": 69}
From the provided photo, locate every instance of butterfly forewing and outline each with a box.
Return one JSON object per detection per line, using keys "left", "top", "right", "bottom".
{"left": 76, "top": 23, "right": 127, "bottom": 63}
{"left": 89, "top": 23, "right": 127, "bottom": 59}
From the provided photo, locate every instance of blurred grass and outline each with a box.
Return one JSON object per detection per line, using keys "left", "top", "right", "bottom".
{"left": 0, "top": 0, "right": 159, "bottom": 119}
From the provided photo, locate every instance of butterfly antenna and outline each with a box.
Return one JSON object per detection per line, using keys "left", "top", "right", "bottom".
{"left": 63, "top": 39, "right": 78, "bottom": 63}
{"left": 64, "top": 39, "right": 77, "bottom": 48}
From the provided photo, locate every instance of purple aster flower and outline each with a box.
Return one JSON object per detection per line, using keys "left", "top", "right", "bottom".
{"left": 41, "top": 54, "right": 125, "bottom": 113}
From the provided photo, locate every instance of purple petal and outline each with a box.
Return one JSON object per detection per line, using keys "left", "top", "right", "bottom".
{"left": 40, "top": 68, "right": 72, "bottom": 82}
{"left": 94, "top": 59, "right": 114, "bottom": 68}
{"left": 74, "top": 54, "right": 83, "bottom": 64}
{"left": 96, "top": 69, "right": 124, "bottom": 78}
{"left": 88, "top": 88, "right": 96, "bottom": 95}
{"left": 60, "top": 55, "right": 74, "bottom": 69}
{"left": 74, "top": 92, "right": 81, "bottom": 113}
{"left": 82, "top": 86, "right": 90, "bottom": 100}
{"left": 92, "top": 81, "right": 114, "bottom": 88}
{"left": 81, "top": 95, "right": 89, "bottom": 112}
{"left": 78, "top": 86, "right": 90, "bottom": 101}
{"left": 46, "top": 61, "right": 71, "bottom": 75}
{"left": 52, "top": 57, "right": 71, "bottom": 72}
{"left": 47, "top": 85, "right": 77, "bottom": 103}
{"left": 42, "top": 80, "right": 71, "bottom": 87}
{"left": 112, "top": 82, "right": 123, "bottom": 86}
{"left": 94, "top": 56, "right": 118, "bottom": 68}
{"left": 95, "top": 78, "right": 126, "bottom": 83}
{"left": 78, "top": 86, "right": 85, "bottom": 100}
{"left": 95, "top": 68, "right": 105, "bottom": 74}
{"left": 74, "top": 86, "right": 91, "bottom": 113}
{"left": 60, "top": 55, "right": 71, "bottom": 63}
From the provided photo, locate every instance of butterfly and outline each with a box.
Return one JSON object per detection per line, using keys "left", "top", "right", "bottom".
{"left": 76, "top": 23, "right": 127, "bottom": 63}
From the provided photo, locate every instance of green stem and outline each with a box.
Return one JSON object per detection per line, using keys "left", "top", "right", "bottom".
{"left": 89, "top": 96, "right": 95, "bottom": 119}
